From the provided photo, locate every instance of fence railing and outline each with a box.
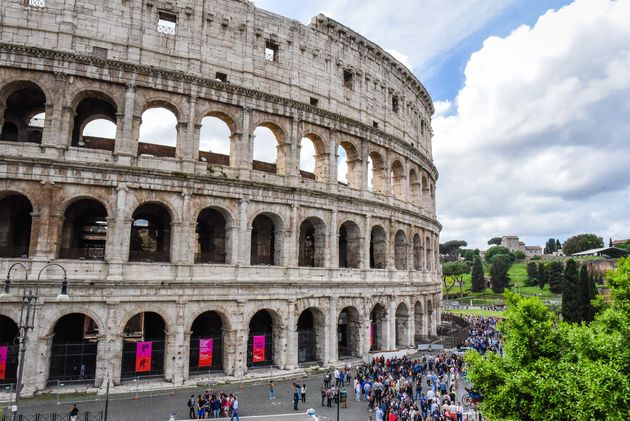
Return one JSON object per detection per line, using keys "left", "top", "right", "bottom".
{"left": 1, "top": 411, "right": 103, "bottom": 421}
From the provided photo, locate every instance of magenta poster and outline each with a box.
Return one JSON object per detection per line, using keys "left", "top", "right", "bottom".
{"left": 370, "top": 325, "right": 374, "bottom": 348}
{"left": 0, "top": 346, "right": 7, "bottom": 380}
{"left": 252, "top": 335, "right": 265, "bottom": 362}
{"left": 199, "top": 338, "right": 213, "bottom": 367}
{"left": 135, "top": 341, "right": 152, "bottom": 372}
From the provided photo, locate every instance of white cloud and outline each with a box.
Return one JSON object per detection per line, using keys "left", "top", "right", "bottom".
{"left": 386, "top": 49, "right": 413, "bottom": 71}
{"left": 434, "top": 0, "right": 630, "bottom": 249}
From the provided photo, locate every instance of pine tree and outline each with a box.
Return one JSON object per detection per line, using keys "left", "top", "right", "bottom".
{"left": 546, "top": 261, "right": 564, "bottom": 294}
{"left": 526, "top": 262, "right": 538, "bottom": 286}
{"left": 490, "top": 255, "right": 512, "bottom": 293}
{"left": 471, "top": 256, "right": 485, "bottom": 292}
{"left": 555, "top": 239, "right": 562, "bottom": 251}
{"left": 562, "top": 259, "right": 581, "bottom": 322}
{"left": 538, "top": 262, "right": 546, "bottom": 289}
{"left": 585, "top": 269, "right": 599, "bottom": 322}
{"left": 578, "top": 265, "right": 591, "bottom": 322}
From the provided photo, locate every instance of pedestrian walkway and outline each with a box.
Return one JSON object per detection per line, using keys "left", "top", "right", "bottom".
{"left": 175, "top": 414, "right": 313, "bottom": 421}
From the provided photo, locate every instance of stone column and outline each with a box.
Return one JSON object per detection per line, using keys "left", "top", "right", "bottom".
{"left": 329, "top": 210, "right": 338, "bottom": 268}
{"left": 287, "top": 205, "right": 298, "bottom": 267}
{"left": 327, "top": 297, "right": 338, "bottom": 364}
{"left": 171, "top": 302, "right": 186, "bottom": 385}
{"left": 181, "top": 331, "right": 192, "bottom": 382}
{"left": 115, "top": 83, "right": 137, "bottom": 164}
{"left": 406, "top": 303, "right": 415, "bottom": 348}
{"left": 222, "top": 328, "right": 238, "bottom": 376}
{"left": 361, "top": 316, "right": 371, "bottom": 361}
{"left": 386, "top": 299, "right": 396, "bottom": 350}
{"left": 106, "top": 302, "right": 123, "bottom": 385}
{"left": 363, "top": 214, "right": 371, "bottom": 270}
{"left": 227, "top": 225, "right": 239, "bottom": 265}
{"left": 237, "top": 107, "right": 253, "bottom": 178}
{"left": 386, "top": 218, "right": 395, "bottom": 270}
{"left": 41, "top": 72, "right": 69, "bottom": 152}
{"left": 327, "top": 133, "right": 339, "bottom": 190}
{"left": 237, "top": 199, "right": 250, "bottom": 265}
{"left": 164, "top": 331, "right": 176, "bottom": 383}
{"left": 285, "top": 301, "right": 298, "bottom": 369}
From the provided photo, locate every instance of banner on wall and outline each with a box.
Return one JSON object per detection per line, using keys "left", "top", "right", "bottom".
{"left": 370, "top": 324, "right": 374, "bottom": 348}
{"left": 252, "top": 335, "right": 265, "bottom": 363}
{"left": 199, "top": 338, "right": 213, "bottom": 368}
{"left": 0, "top": 346, "right": 7, "bottom": 380}
{"left": 135, "top": 341, "right": 152, "bottom": 373}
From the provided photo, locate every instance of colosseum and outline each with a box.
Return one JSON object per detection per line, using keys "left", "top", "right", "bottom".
{"left": 0, "top": 0, "right": 441, "bottom": 394}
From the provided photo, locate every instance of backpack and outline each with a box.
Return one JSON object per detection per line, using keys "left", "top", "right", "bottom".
{"left": 187, "top": 399, "right": 193, "bottom": 408}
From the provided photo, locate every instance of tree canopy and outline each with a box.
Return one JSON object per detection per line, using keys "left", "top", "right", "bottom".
{"left": 465, "top": 257, "right": 630, "bottom": 420}
{"left": 439, "top": 240, "right": 468, "bottom": 262}
{"left": 471, "top": 256, "right": 485, "bottom": 292}
{"left": 489, "top": 254, "right": 512, "bottom": 293}
{"left": 487, "top": 237, "right": 502, "bottom": 246}
{"left": 562, "top": 233, "right": 604, "bottom": 255}
{"left": 484, "top": 246, "right": 512, "bottom": 264}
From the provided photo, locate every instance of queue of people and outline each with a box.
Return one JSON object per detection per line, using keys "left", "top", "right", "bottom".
{"left": 187, "top": 391, "right": 239, "bottom": 420}
{"left": 462, "top": 316, "right": 501, "bottom": 354}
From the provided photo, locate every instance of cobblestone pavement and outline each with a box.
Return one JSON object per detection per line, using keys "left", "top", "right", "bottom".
{"left": 5, "top": 365, "right": 471, "bottom": 421}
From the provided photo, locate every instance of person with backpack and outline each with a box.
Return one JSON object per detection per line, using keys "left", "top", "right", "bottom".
{"left": 230, "top": 396, "right": 240, "bottom": 421}
{"left": 69, "top": 404, "right": 79, "bottom": 421}
{"left": 187, "top": 394, "right": 196, "bottom": 419}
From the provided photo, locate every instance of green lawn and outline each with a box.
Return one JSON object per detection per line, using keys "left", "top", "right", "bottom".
{"left": 442, "top": 308, "right": 505, "bottom": 317}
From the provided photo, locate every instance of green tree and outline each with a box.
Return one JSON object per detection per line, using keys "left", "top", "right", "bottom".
{"left": 544, "top": 238, "right": 557, "bottom": 254}
{"left": 526, "top": 262, "right": 538, "bottom": 286}
{"left": 562, "top": 233, "right": 604, "bottom": 255}
{"left": 439, "top": 240, "right": 467, "bottom": 262}
{"left": 561, "top": 259, "right": 581, "bottom": 322}
{"left": 490, "top": 254, "right": 512, "bottom": 293}
{"left": 616, "top": 240, "right": 630, "bottom": 252}
{"left": 513, "top": 250, "right": 526, "bottom": 261}
{"left": 442, "top": 260, "right": 471, "bottom": 298}
{"left": 465, "top": 258, "right": 630, "bottom": 420}
{"left": 578, "top": 264, "right": 598, "bottom": 322}
{"left": 537, "top": 262, "right": 546, "bottom": 289}
{"left": 460, "top": 248, "right": 479, "bottom": 263}
{"left": 487, "top": 237, "right": 502, "bottom": 246}
{"left": 471, "top": 256, "right": 485, "bottom": 292}
{"left": 484, "top": 246, "right": 511, "bottom": 264}
{"left": 546, "top": 261, "right": 564, "bottom": 294}
{"left": 555, "top": 239, "right": 561, "bottom": 250}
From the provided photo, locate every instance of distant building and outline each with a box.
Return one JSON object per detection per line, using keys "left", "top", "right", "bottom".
{"left": 500, "top": 235, "right": 542, "bottom": 257}
{"left": 524, "top": 246, "right": 543, "bottom": 257}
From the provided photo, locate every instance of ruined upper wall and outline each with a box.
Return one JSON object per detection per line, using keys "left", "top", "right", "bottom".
{"left": 0, "top": 0, "right": 434, "bottom": 156}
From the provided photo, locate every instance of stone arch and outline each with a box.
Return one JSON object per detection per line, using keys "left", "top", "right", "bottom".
{"left": 370, "top": 303, "right": 387, "bottom": 351}
{"left": 129, "top": 202, "right": 173, "bottom": 263}
{"left": 299, "top": 133, "right": 327, "bottom": 181}
{"left": 394, "top": 229, "right": 408, "bottom": 270}
{"left": 252, "top": 121, "right": 286, "bottom": 174}
{"left": 198, "top": 111, "right": 235, "bottom": 166}
{"left": 370, "top": 225, "right": 387, "bottom": 269}
{"left": 138, "top": 100, "right": 180, "bottom": 158}
{"left": 338, "top": 306, "right": 361, "bottom": 358}
{"left": 195, "top": 207, "right": 229, "bottom": 264}
{"left": 338, "top": 220, "right": 361, "bottom": 269}
{"left": 391, "top": 159, "right": 404, "bottom": 199}
{"left": 48, "top": 313, "right": 100, "bottom": 383}
{"left": 409, "top": 168, "right": 420, "bottom": 205}
{"left": 250, "top": 212, "right": 284, "bottom": 266}
{"left": 413, "top": 234, "right": 421, "bottom": 270}
{"left": 0, "top": 80, "right": 47, "bottom": 144}
{"left": 0, "top": 314, "right": 19, "bottom": 384}
{"left": 0, "top": 193, "right": 33, "bottom": 257}
{"left": 121, "top": 311, "right": 167, "bottom": 379}
{"left": 247, "top": 309, "right": 283, "bottom": 367}
{"left": 70, "top": 90, "right": 118, "bottom": 151}
{"left": 298, "top": 216, "right": 326, "bottom": 267}
{"left": 58, "top": 198, "right": 108, "bottom": 260}
{"left": 368, "top": 151, "right": 386, "bottom": 193}
{"left": 189, "top": 310, "right": 229, "bottom": 374}
{"left": 395, "top": 302, "right": 410, "bottom": 348}
{"left": 297, "top": 307, "right": 325, "bottom": 364}
{"left": 337, "top": 140, "right": 360, "bottom": 188}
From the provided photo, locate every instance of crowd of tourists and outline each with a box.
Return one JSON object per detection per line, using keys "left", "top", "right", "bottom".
{"left": 187, "top": 391, "right": 240, "bottom": 420}
{"left": 461, "top": 316, "right": 501, "bottom": 354}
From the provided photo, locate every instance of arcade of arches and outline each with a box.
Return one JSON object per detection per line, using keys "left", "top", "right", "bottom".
{"left": 0, "top": 296, "right": 439, "bottom": 389}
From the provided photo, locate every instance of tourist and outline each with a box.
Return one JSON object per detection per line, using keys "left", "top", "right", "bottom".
{"left": 293, "top": 385, "right": 300, "bottom": 410}
{"left": 188, "top": 394, "right": 196, "bottom": 419}
{"left": 301, "top": 383, "right": 307, "bottom": 403}
{"left": 69, "top": 404, "right": 79, "bottom": 421}
{"left": 230, "top": 396, "right": 239, "bottom": 421}
{"left": 321, "top": 385, "right": 326, "bottom": 406}
{"left": 269, "top": 381, "right": 276, "bottom": 400}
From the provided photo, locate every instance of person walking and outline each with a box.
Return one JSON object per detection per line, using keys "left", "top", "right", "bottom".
{"left": 269, "top": 381, "right": 276, "bottom": 400}
{"left": 230, "top": 396, "right": 240, "bottom": 421}
{"left": 69, "top": 404, "right": 79, "bottom": 421}
{"left": 301, "top": 383, "right": 307, "bottom": 403}
{"left": 293, "top": 386, "right": 300, "bottom": 411}
{"left": 187, "top": 394, "right": 196, "bottom": 419}
{"left": 320, "top": 385, "right": 326, "bottom": 406}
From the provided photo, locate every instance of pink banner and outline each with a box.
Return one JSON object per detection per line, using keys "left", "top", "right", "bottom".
{"left": 199, "top": 338, "right": 213, "bottom": 368}
{"left": 0, "top": 346, "right": 7, "bottom": 380}
{"left": 135, "top": 341, "right": 152, "bottom": 373}
{"left": 252, "top": 335, "right": 265, "bottom": 363}
{"left": 370, "top": 324, "right": 374, "bottom": 348}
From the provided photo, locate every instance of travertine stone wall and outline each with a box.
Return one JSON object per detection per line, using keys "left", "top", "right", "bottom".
{"left": 0, "top": 0, "right": 441, "bottom": 394}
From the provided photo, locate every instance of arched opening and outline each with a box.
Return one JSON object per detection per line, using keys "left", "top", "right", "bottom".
{"left": 298, "top": 217, "right": 325, "bottom": 267}
{"left": 338, "top": 221, "right": 360, "bottom": 269}
{"left": 368, "top": 152, "right": 386, "bottom": 193}
{"left": 413, "top": 234, "right": 421, "bottom": 270}
{"left": 121, "top": 312, "right": 166, "bottom": 379}
{"left": 0, "top": 194, "right": 32, "bottom": 258}
{"left": 391, "top": 160, "right": 404, "bottom": 199}
{"left": 422, "top": 176, "right": 430, "bottom": 208}
{"left": 195, "top": 208, "right": 227, "bottom": 264}
{"left": 394, "top": 230, "right": 408, "bottom": 270}
{"left": 370, "top": 304, "right": 387, "bottom": 351}
{"left": 338, "top": 307, "right": 360, "bottom": 358}
{"left": 250, "top": 214, "right": 279, "bottom": 266}
{"left": 370, "top": 225, "right": 387, "bottom": 269}
{"left": 299, "top": 135, "right": 326, "bottom": 181}
{"left": 425, "top": 236, "right": 432, "bottom": 271}
{"left": 138, "top": 106, "right": 178, "bottom": 158}
{"left": 252, "top": 125, "right": 279, "bottom": 174}
{"left": 414, "top": 301, "right": 424, "bottom": 344}
{"left": 199, "top": 115, "right": 231, "bottom": 166}
{"left": 59, "top": 199, "right": 108, "bottom": 260}
{"left": 337, "top": 142, "right": 359, "bottom": 188}
{"left": 71, "top": 94, "right": 117, "bottom": 151}
{"left": 409, "top": 169, "right": 420, "bottom": 205}
{"left": 48, "top": 313, "right": 99, "bottom": 384}
{"left": 129, "top": 203, "right": 172, "bottom": 262}
{"left": 395, "top": 303, "right": 409, "bottom": 348}
{"left": 189, "top": 311, "right": 225, "bottom": 374}
{"left": 297, "top": 308, "right": 325, "bottom": 364}
{"left": 0, "top": 315, "right": 19, "bottom": 386}
{"left": 247, "top": 310, "right": 279, "bottom": 367}
{"left": 1, "top": 81, "right": 46, "bottom": 144}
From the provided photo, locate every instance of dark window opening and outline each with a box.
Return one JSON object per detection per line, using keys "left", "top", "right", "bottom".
{"left": 215, "top": 72, "right": 228, "bottom": 83}
{"left": 265, "top": 41, "right": 279, "bottom": 62}
{"left": 247, "top": 310, "right": 275, "bottom": 367}
{"left": 59, "top": 199, "right": 108, "bottom": 260}
{"left": 309, "top": 97, "right": 319, "bottom": 107}
{"left": 392, "top": 96, "right": 400, "bottom": 113}
{"left": 129, "top": 204, "right": 172, "bottom": 262}
{"left": 189, "top": 311, "right": 224, "bottom": 374}
{"left": 1, "top": 82, "right": 46, "bottom": 144}
{"left": 0, "top": 316, "right": 19, "bottom": 385}
{"left": 0, "top": 194, "right": 32, "bottom": 258}
{"left": 250, "top": 214, "right": 276, "bottom": 265}
{"left": 48, "top": 314, "right": 99, "bottom": 384}
{"left": 92, "top": 46, "right": 108, "bottom": 59}
{"left": 195, "top": 208, "right": 227, "bottom": 264}
{"left": 373, "top": 121, "right": 379, "bottom": 129}
{"left": 343, "top": 70, "right": 353, "bottom": 89}
{"left": 121, "top": 312, "right": 166, "bottom": 379}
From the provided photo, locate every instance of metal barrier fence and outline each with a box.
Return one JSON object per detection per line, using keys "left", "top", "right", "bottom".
{"left": 0, "top": 411, "right": 103, "bottom": 421}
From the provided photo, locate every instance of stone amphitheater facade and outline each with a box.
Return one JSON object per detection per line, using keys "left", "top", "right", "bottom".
{"left": 0, "top": 0, "right": 441, "bottom": 393}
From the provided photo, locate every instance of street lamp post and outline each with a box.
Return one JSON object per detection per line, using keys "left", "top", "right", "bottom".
{"left": 5, "top": 263, "right": 68, "bottom": 421}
